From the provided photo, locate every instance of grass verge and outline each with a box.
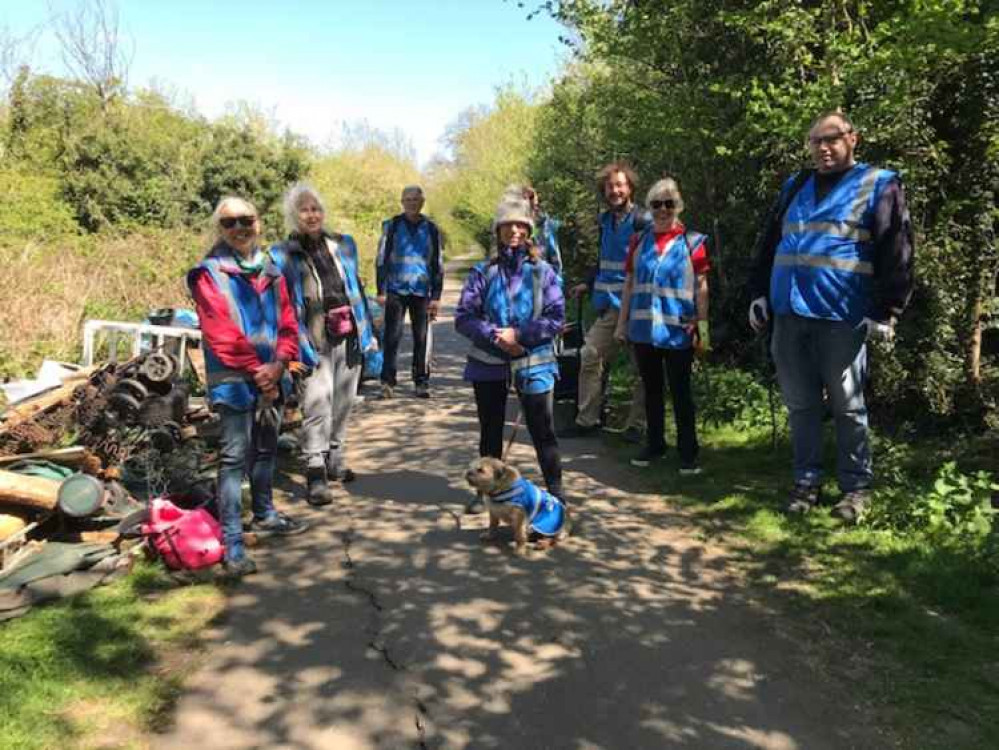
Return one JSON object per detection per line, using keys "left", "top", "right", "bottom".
{"left": 605, "top": 414, "right": 999, "bottom": 750}
{"left": 0, "top": 560, "right": 225, "bottom": 750}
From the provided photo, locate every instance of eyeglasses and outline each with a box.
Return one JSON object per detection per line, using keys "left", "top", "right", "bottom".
{"left": 808, "top": 130, "right": 852, "bottom": 147}
{"left": 649, "top": 199, "right": 678, "bottom": 210}
{"left": 219, "top": 215, "right": 256, "bottom": 229}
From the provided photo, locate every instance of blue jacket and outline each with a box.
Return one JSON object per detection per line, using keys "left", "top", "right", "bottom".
{"left": 270, "top": 234, "right": 376, "bottom": 367}
{"left": 455, "top": 248, "right": 564, "bottom": 395}
{"left": 489, "top": 477, "right": 567, "bottom": 536}
{"left": 376, "top": 215, "right": 444, "bottom": 299}
{"left": 187, "top": 246, "right": 291, "bottom": 410}
{"left": 770, "top": 163, "right": 897, "bottom": 324}
{"left": 592, "top": 206, "right": 650, "bottom": 312}
{"left": 628, "top": 229, "right": 705, "bottom": 349}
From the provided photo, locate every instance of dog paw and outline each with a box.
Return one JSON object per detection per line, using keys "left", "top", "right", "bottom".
{"left": 479, "top": 531, "right": 498, "bottom": 542}
{"left": 533, "top": 538, "right": 556, "bottom": 551}
{"left": 513, "top": 544, "right": 529, "bottom": 557}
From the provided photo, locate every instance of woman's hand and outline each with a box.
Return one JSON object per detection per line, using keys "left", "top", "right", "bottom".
{"left": 493, "top": 327, "right": 526, "bottom": 357}
{"left": 613, "top": 324, "right": 628, "bottom": 343}
{"left": 254, "top": 361, "right": 284, "bottom": 392}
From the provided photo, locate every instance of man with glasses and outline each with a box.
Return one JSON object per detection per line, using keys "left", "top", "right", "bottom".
{"left": 376, "top": 185, "right": 444, "bottom": 399}
{"left": 749, "top": 111, "right": 915, "bottom": 522}
{"left": 561, "top": 162, "right": 650, "bottom": 441}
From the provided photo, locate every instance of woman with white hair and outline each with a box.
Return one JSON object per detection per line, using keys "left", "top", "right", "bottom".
{"left": 270, "top": 183, "right": 377, "bottom": 506}
{"left": 187, "top": 196, "right": 309, "bottom": 578}
{"left": 614, "top": 177, "right": 710, "bottom": 474}
{"left": 455, "top": 192, "right": 566, "bottom": 513}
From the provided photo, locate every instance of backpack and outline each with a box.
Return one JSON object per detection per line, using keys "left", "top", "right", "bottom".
{"left": 138, "top": 497, "right": 224, "bottom": 570}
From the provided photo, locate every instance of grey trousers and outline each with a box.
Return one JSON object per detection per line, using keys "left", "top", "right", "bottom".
{"left": 301, "top": 338, "right": 361, "bottom": 472}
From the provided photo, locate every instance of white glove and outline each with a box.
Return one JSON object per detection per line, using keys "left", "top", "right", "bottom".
{"left": 860, "top": 317, "right": 894, "bottom": 343}
{"left": 748, "top": 297, "right": 769, "bottom": 332}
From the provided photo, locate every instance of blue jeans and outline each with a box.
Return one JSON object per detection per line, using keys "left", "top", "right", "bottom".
{"left": 771, "top": 314, "right": 872, "bottom": 492}
{"left": 217, "top": 405, "right": 282, "bottom": 561}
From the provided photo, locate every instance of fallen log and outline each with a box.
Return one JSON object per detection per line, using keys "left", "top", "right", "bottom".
{"left": 0, "top": 447, "right": 92, "bottom": 469}
{"left": 0, "top": 470, "right": 61, "bottom": 511}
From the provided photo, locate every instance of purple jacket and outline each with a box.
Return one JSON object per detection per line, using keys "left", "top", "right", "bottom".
{"left": 455, "top": 246, "right": 565, "bottom": 383}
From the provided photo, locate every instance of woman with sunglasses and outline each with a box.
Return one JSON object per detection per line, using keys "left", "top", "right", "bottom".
{"left": 455, "top": 193, "right": 566, "bottom": 513}
{"left": 614, "top": 178, "right": 710, "bottom": 474}
{"left": 188, "top": 196, "right": 309, "bottom": 578}
{"left": 270, "top": 183, "right": 377, "bottom": 507}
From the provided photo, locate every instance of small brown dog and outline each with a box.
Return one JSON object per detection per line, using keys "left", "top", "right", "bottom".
{"left": 464, "top": 457, "right": 571, "bottom": 554}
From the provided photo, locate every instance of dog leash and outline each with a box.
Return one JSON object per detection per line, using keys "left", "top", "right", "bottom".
{"left": 502, "top": 401, "right": 523, "bottom": 462}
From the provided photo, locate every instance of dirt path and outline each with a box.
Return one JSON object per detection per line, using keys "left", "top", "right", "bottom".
{"left": 156, "top": 264, "right": 880, "bottom": 750}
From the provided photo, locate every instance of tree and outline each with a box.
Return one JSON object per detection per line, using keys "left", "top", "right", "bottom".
{"left": 53, "top": 0, "right": 132, "bottom": 113}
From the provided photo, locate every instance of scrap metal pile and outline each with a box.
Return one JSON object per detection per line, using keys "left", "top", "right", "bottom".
{"left": 0, "top": 350, "right": 215, "bottom": 577}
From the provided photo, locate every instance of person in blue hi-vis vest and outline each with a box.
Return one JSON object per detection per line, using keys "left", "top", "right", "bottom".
{"left": 375, "top": 185, "right": 444, "bottom": 400}
{"left": 614, "top": 177, "right": 710, "bottom": 475}
{"left": 455, "top": 193, "right": 566, "bottom": 514}
{"left": 749, "top": 111, "right": 915, "bottom": 522}
{"left": 270, "top": 183, "right": 378, "bottom": 508}
{"left": 561, "top": 162, "right": 649, "bottom": 443}
{"left": 188, "top": 196, "right": 310, "bottom": 578}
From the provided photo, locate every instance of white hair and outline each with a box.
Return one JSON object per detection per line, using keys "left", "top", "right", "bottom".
{"left": 282, "top": 182, "right": 326, "bottom": 235}
{"left": 645, "top": 177, "right": 684, "bottom": 213}
{"left": 210, "top": 196, "right": 258, "bottom": 240}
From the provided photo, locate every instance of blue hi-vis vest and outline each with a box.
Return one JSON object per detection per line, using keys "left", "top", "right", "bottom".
{"left": 270, "top": 235, "right": 375, "bottom": 368}
{"left": 536, "top": 215, "right": 563, "bottom": 280}
{"left": 628, "top": 230, "right": 705, "bottom": 349}
{"left": 489, "top": 477, "right": 566, "bottom": 536}
{"left": 467, "top": 258, "right": 559, "bottom": 395}
{"left": 385, "top": 218, "right": 431, "bottom": 296}
{"left": 187, "top": 247, "right": 291, "bottom": 411}
{"left": 593, "top": 208, "right": 643, "bottom": 312}
{"left": 771, "top": 163, "right": 896, "bottom": 324}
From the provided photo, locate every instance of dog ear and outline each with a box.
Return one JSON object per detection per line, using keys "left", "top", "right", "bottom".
{"left": 498, "top": 464, "right": 519, "bottom": 489}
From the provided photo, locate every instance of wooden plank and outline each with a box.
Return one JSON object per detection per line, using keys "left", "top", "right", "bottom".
{"left": 0, "top": 470, "right": 62, "bottom": 511}
{"left": 0, "top": 447, "right": 90, "bottom": 468}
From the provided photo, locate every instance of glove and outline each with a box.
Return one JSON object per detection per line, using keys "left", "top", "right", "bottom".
{"left": 749, "top": 297, "right": 769, "bottom": 332}
{"left": 860, "top": 317, "right": 894, "bottom": 343}
{"left": 696, "top": 319, "right": 711, "bottom": 351}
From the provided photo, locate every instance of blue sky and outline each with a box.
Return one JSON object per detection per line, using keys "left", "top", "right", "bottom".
{"left": 2, "top": 0, "right": 568, "bottom": 165}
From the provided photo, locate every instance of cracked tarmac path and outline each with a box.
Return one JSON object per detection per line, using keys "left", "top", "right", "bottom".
{"left": 155, "top": 263, "right": 883, "bottom": 750}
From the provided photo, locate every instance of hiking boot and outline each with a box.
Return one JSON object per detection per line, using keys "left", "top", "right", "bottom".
{"left": 464, "top": 493, "right": 485, "bottom": 514}
{"left": 559, "top": 422, "right": 600, "bottom": 439}
{"left": 414, "top": 382, "right": 431, "bottom": 399}
{"left": 324, "top": 453, "right": 356, "bottom": 484}
{"left": 833, "top": 488, "right": 871, "bottom": 524}
{"left": 785, "top": 482, "right": 821, "bottom": 514}
{"left": 250, "top": 512, "right": 311, "bottom": 536}
{"left": 306, "top": 466, "right": 334, "bottom": 507}
{"left": 222, "top": 556, "right": 257, "bottom": 578}
{"left": 679, "top": 462, "right": 703, "bottom": 476}
{"left": 631, "top": 447, "right": 666, "bottom": 468}
{"left": 379, "top": 383, "right": 394, "bottom": 399}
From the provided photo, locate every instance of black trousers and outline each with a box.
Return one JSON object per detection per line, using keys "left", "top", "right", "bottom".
{"left": 381, "top": 293, "right": 430, "bottom": 386}
{"left": 633, "top": 343, "right": 698, "bottom": 464}
{"left": 473, "top": 380, "right": 563, "bottom": 499}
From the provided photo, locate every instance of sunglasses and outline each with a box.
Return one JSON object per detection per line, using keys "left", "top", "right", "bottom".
{"left": 649, "top": 199, "right": 678, "bottom": 210}
{"left": 219, "top": 215, "right": 256, "bottom": 229}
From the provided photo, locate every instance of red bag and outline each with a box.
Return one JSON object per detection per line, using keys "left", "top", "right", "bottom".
{"left": 140, "top": 498, "right": 224, "bottom": 570}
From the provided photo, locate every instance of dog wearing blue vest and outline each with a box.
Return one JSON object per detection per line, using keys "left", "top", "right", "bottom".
{"left": 464, "top": 457, "right": 571, "bottom": 555}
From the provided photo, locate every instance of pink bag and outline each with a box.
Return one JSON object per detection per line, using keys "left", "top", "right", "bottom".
{"left": 141, "top": 498, "right": 224, "bottom": 570}
{"left": 325, "top": 305, "right": 355, "bottom": 337}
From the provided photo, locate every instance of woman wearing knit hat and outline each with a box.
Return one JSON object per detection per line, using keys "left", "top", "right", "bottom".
{"left": 455, "top": 193, "right": 566, "bottom": 513}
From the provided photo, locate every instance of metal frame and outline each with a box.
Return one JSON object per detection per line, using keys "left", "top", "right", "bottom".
{"left": 82, "top": 320, "right": 202, "bottom": 374}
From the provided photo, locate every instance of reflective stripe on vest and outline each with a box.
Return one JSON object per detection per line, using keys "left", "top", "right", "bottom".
{"left": 771, "top": 163, "right": 893, "bottom": 323}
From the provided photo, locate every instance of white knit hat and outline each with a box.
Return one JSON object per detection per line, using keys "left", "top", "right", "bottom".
{"left": 493, "top": 195, "right": 534, "bottom": 232}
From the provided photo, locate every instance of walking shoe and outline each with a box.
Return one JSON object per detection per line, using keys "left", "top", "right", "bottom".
{"left": 679, "top": 462, "right": 703, "bottom": 476}
{"left": 306, "top": 466, "right": 334, "bottom": 507}
{"left": 414, "top": 382, "right": 431, "bottom": 399}
{"left": 222, "top": 556, "right": 257, "bottom": 578}
{"left": 621, "top": 426, "right": 645, "bottom": 445}
{"left": 784, "top": 482, "right": 821, "bottom": 514}
{"left": 630, "top": 447, "right": 666, "bottom": 468}
{"left": 559, "top": 423, "right": 600, "bottom": 439}
{"left": 833, "top": 488, "right": 871, "bottom": 524}
{"left": 328, "top": 467, "right": 356, "bottom": 484}
{"left": 464, "top": 493, "right": 485, "bottom": 514}
{"left": 380, "top": 383, "right": 394, "bottom": 399}
{"left": 250, "top": 512, "right": 311, "bottom": 536}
